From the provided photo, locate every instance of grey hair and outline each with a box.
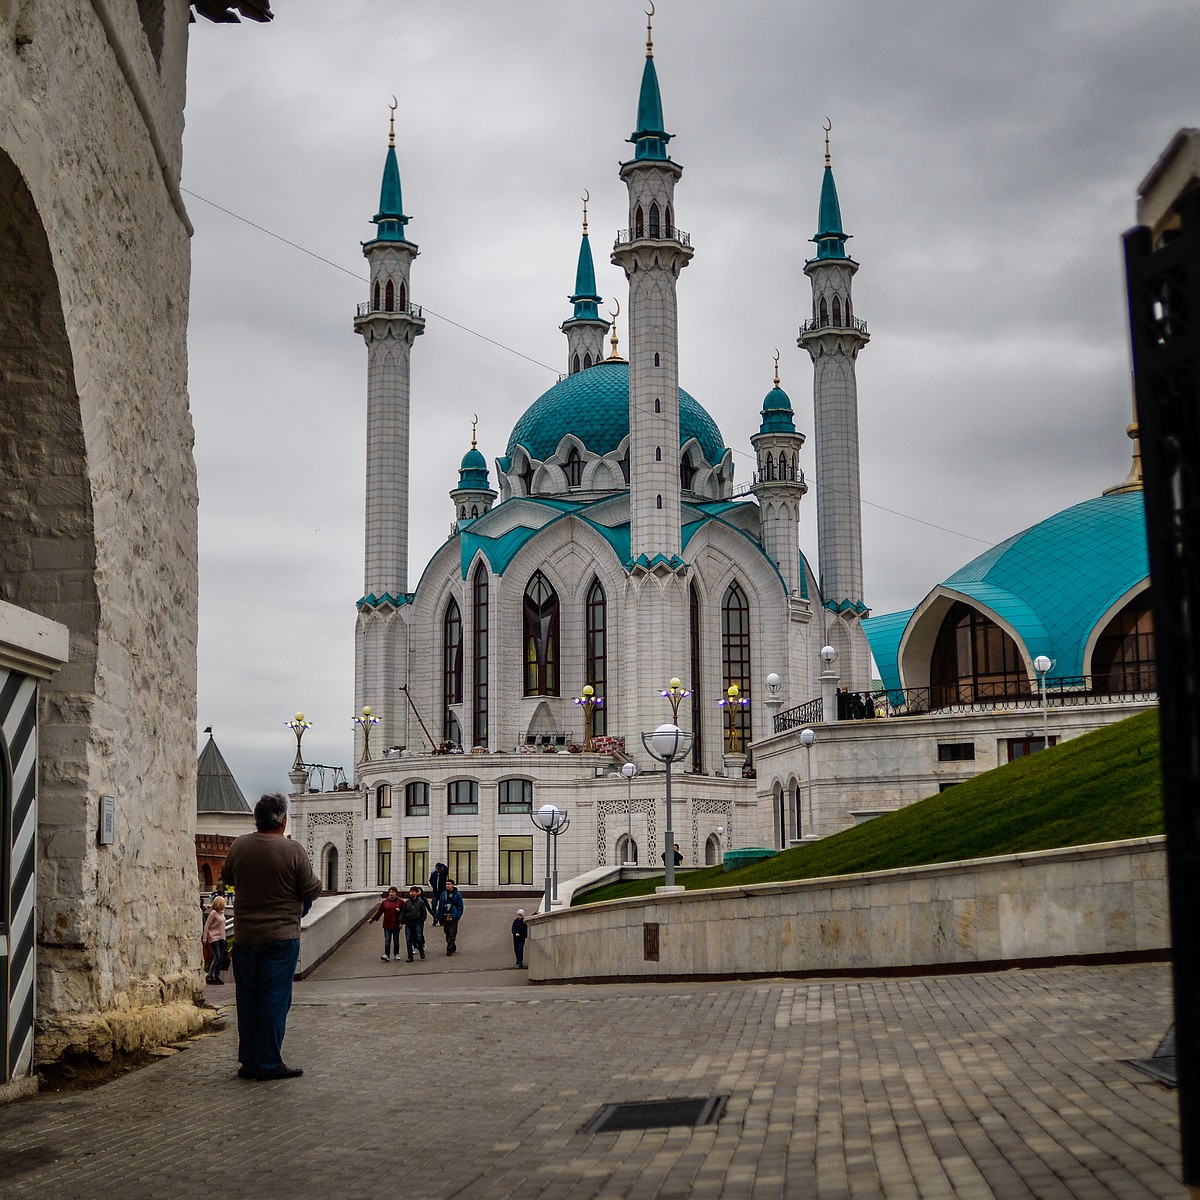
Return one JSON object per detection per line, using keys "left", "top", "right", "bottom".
{"left": 254, "top": 792, "right": 288, "bottom": 832}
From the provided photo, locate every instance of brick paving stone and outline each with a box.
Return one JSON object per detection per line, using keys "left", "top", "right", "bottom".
{"left": 0, "top": 903, "right": 1187, "bottom": 1198}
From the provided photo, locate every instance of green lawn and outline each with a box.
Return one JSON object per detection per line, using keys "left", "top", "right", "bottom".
{"left": 573, "top": 709, "right": 1163, "bottom": 906}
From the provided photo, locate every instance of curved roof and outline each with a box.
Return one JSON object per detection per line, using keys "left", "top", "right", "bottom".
{"left": 864, "top": 489, "right": 1149, "bottom": 690}
{"left": 757, "top": 384, "right": 796, "bottom": 434}
{"left": 506, "top": 360, "right": 726, "bottom": 464}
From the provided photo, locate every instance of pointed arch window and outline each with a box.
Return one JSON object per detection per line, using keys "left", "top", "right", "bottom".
{"left": 1092, "top": 593, "right": 1156, "bottom": 694}
{"left": 832, "top": 296, "right": 841, "bottom": 326}
{"left": 373, "top": 281, "right": 380, "bottom": 311}
{"left": 443, "top": 598, "right": 463, "bottom": 742}
{"left": 763, "top": 453, "right": 774, "bottom": 482}
{"left": 586, "top": 578, "right": 608, "bottom": 736}
{"left": 778, "top": 452, "right": 788, "bottom": 480}
{"left": 680, "top": 454, "right": 696, "bottom": 490}
{"left": 665, "top": 205, "right": 673, "bottom": 238}
{"left": 845, "top": 297, "right": 853, "bottom": 322}
{"left": 690, "top": 582, "right": 703, "bottom": 771}
{"left": 656, "top": 495, "right": 663, "bottom": 509}
{"left": 583, "top": 352, "right": 593, "bottom": 369}
{"left": 564, "top": 446, "right": 583, "bottom": 488}
{"left": 818, "top": 296, "right": 828, "bottom": 326}
{"left": 471, "top": 505, "right": 478, "bottom": 518}
{"left": 519, "top": 460, "right": 534, "bottom": 496}
{"left": 620, "top": 449, "right": 630, "bottom": 486}
{"left": 649, "top": 203, "right": 661, "bottom": 239}
{"left": 523, "top": 570, "right": 559, "bottom": 696}
{"left": 385, "top": 279, "right": 395, "bottom": 312}
{"left": 399, "top": 281, "right": 408, "bottom": 311}
{"left": 572, "top": 353, "right": 581, "bottom": 375}
{"left": 930, "top": 601, "right": 1025, "bottom": 706}
{"left": 654, "top": 352, "right": 660, "bottom": 367}
{"left": 635, "top": 205, "right": 645, "bottom": 238}
{"left": 472, "top": 565, "right": 489, "bottom": 746}
{"left": 655, "top": 446, "right": 662, "bottom": 462}
{"left": 654, "top": 398, "right": 661, "bottom": 413}
{"left": 722, "top": 580, "right": 753, "bottom": 756}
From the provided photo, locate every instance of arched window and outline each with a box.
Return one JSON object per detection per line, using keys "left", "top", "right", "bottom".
{"left": 654, "top": 352, "right": 660, "bottom": 366}
{"left": 444, "top": 598, "right": 463, "bottom": 742}
{"left": 690, "top": 582, "right": 703, "bottom": 770}
{"left": 519, "top": 460, "right": 534, "bottom": 496}
{"left": 655, "top": 446, "right": 662, "bottom": 462}
{"left": 471, "top": 505, "right": 478, "bottom": 518}
{"left": 832, "top": 296, "right": 841, "bottom": 326}
{"left": 764, "top": 453, "right": 774, "bottom": 481}
{"left": 930, "top": 601, "right": 1026, "bottom": 706}
{"left": 385, "top": 279, "right": 395, "bottom": 312}
{"left": 399, "top": 281, "right": 407, "bottom": 311}
{"left": 616, "top": 834, "right": 638, "bottom": 864}
{"left": 649, "top": 203, "right": 661, "bottom": 238}
{"left": 586, "top": 578, "right": 608, "bottom": 736}
{"left": 778, "top": 452, "right": 788, "bottom": 480}
{"left": 572, "top": 353, "right": 580, "bottom": 375}
{"left": 665, "top": 205, "right": 673, "bottom": 237}
{"left": 819, "top": 296, "right": 828, "bottom": 325}
{"left": 680, "top": 454, "right": 696, "bottom": 490}
{"left": 564, "top": 446, "right": 583, "bottom": 488}
{"left": 200, "top": 863, "right": 213, "bottom": 890}
{"left": 472, "top": 565, "right": 489, "bottom": 746}
{"left": 459, "top": 505, "right": 466, "bottom": 518}
{"left": 705, "top": 833, "right": 722, "bottom": 866}
{"left": 656, "top": 495, "right": 663, "bottom": 509}
{"left": 373, "top": 281, "right": 380, "bottom": 311}
{"left": 620, "top": 449, "right": 630, "bottom": 485}
{"left": 323, "top": 845, "right": 339, "bottom": 892}
{"left": 635, "top": 205, "right": 644, "bottom": 238}
{"left": 1092, "top": 593, "right": 1156, "bottom": 694}
{"left": 845, "top": 297, "right": 853, "bottom": 322}
{"left": 583, "top": 352, "right": 592, "bottom": 369}
{"left": 722, "top": 580, "right": 753, "bottom": 755}
{"left": 654, "top": 398, "right": 661, "bottom": 413}
{"left": 523, "top": 570, "right": 560, "bottom": 696}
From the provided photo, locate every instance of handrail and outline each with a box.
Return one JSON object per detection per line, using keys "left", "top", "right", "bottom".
{"left": 356, "top": 301, "right": 424, "bottom": 319}
{"left": 799, "top": 315, "right": 868, "bottom": 335}
{"left": 614, "top": 227, "right": 692, "bottom": 248}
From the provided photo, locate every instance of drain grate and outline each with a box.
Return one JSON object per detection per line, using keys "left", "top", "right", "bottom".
{"left": 582, "top": 1095, "right": 727, "bottom": 1134}
{"left": 1129, "top": 1025, "right": 1177, "bottom": 1087}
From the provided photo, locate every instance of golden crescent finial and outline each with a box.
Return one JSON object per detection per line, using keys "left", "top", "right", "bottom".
{"left": 645, "top": 1, "right": 654, "bottom": 57}
{"left": 388, "top": 96, "right": 398, "bottom": 147}
{"left": 823, "top": 117, "right": 832, "bottom": 167}
{"left": 581, "top": 189, "right": 590, "bottom": 235}
{"left": 471, "top": 414, "right": 479, "bottom": 448}
{"left": 773, "top": 349, "right": 781, "bottom": 388}
{"left": 607, "top": 299, "right": 622, "bottom": 360}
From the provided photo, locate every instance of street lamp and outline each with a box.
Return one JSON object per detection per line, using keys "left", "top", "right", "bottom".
{"left": 285, "top": 711, "right": 312, "bottom": 771}
{"left": 1033, "top": 655, "right": 1053, "bottom": 751}
{"left": 819, "top": 644, "right": 839, "bottom": 724}
{"left": 530, "top": 803, "right": 567, "bottom": 911}
{"left": 660, "top": 677, "right": 691, "bottom": 722}
{"left": 573, "top": 684, "right": 604, "bottom": 752}
{"left": 353, "top": 706, "right": 380, "bottom": 763}
{"left": 642, "top": 720, "right": 693, "bottom": 891}
{"left": 799, "top": 727, "right": 816, "bottom": 838}
{"left": 718, "top": 684, "right": 750, "bottom": 754}
{"left": 621, "top": 761, "right": 638, "bottom": 864}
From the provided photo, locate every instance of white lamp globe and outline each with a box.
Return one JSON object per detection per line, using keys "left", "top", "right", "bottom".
{"left": 534, "top": 803, "right": 562, "bottom": 831}
{"left": 651, "top": 722, "right": 684, "bottom": 759}
{"left": 1033, "top": 655, "right": 1052, "bottom": 674}
{"left": 621, "top": 762, "right": 638, "bottom": 780}
{"left": 800, "top": 727, "right": 816, "bottom": 747}
{"left": 766, "top": 672, "right": 781, "bottom": 692}
{"left": 820, "top": 645, "right": 838, "bottom": 666}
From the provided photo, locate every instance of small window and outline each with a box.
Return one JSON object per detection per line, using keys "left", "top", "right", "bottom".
{"left": 584, "top": 352, "right": 593, "bottom": 369}
{"left": 373, "top": 281, "right": 380, "bottom": 311}
{"left": 654, "top": 352, "right": 660, "bottom": 366}
{"left": 405, "top": 836, "right": 429, "bottom": 887}
{"left": 399, "top": 281, "right": 407, "bottom": 311}
{"left": 635, "top": 205, "right": 645, "bottom": 238}
{"left": 937, "top": 742, "right": 976, "bottom": 762}
{"left": 1005, "top": 736, "right": 1056, "bottom": 761}
{"left": 654, "top": 398, "right": 661, "bottom": 413}
{"left": 655, "top": 446, "right": 662, "bottom": 462}
{"left": 498, "top": 778, "right": 533, "bottom": 814}
{"left": 649, "top": 202, "right": 661, "bottom": 238}
{"left": 376, "top": 784, "right": 392, "bottom": 817}
{"left": 405, "top": 781, "right": 430, "bottom": 816}
{"left": 832, "top": 296, "right": 841, "bottom": 326}
{"left": 471, "top": 505, "right": 479, "bottom": 518}
{"left": 680, "top": 455, "right": 696, "bottom": 490}
{"left": 656, "top": 494, "right": 663, "bottom": 509}
{"left": 819, "top": 296, "right": 828, "bottom": 325}
{"left": 448, "top": 779, "right": 479, "bottom": 814}
{"left": 564, "top": 447, "right": 583, "bottom": 488}
{"left": 376, "top": 838, "right": 392, "bottom": 887}
{"left": 665, "top": 205, "right": 673, "bottom": 237}
{"left": 385, "top": 279, "right": 395, "bottom": 312}
{"left": 573, "top": 353, "right": 580, "bottom": 374}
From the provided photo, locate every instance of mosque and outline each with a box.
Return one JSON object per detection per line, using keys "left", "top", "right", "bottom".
{"left": 287, "top": 16, "right": 1156, "bottom": 893}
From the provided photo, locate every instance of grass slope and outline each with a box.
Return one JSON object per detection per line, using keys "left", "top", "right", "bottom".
{"left": 574, "top": 709, "right": 1163, "bottom": 906}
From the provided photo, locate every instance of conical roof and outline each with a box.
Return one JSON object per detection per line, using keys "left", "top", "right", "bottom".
{"left": 197, "top": 732, "right": 252, "bottom": 814}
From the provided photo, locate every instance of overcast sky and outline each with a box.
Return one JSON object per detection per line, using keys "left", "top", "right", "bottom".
{"left": 181, "top": 0, "right": 1197, "bottom": 799}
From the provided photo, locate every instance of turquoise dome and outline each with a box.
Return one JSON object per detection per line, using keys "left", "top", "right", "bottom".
{"left": 505, "top": 360, "right": 726, "bottom": 464}
{"left": 758, "top": 385, "right": 795, "bottom": 434}
{"left": 458, "top": 446, "right": 490, "bottom": 489}
{"left": 864, "top": 489, "right": 1149, "bottom": 695}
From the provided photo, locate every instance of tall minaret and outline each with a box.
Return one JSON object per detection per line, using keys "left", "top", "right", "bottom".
{"left": 799, "top": 125, "right": 869, "bottom": 628}
{"left": 353, "top": 105, "right": 425, "bottom": 756}
{"left": 611, "top": 9, "right": 693, "bottom": 561}
{"left": 561, "top": 195, "right": 609, "bottom": 374}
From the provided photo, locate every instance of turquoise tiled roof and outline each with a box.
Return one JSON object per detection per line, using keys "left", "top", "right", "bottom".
{"left": 458, "top": 446, "right": 490, "bottom": 489}
{"left": 758, "top": 385, "right": 796, "bottom": 434}
{"left": 506, "top": 360, "right": 725, "bottom": 464}
{"left": 810, "top": 165, "right": 848, "bottom": 261}
{"left": 861, "top": 608, "right": 912, "bottom": 699}
{"left": 566, "top": 231, "right": 602, "bottom": 323}
{"left": 370, "top": 143, "right": 410, "bottom": 243}
{"left": 864, "top": 490, "right": 1149, "bottom": 685}
{"left": 629, "top": 55, "right": 670, "bottom": 162}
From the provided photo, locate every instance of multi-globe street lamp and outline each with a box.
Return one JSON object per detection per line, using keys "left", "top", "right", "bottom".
{"left": 353, "top": 706, "right": 380, "bottom": 763}
{"left": 573, "top": 684, "right": 604, "bottom": 752}
{"left": 719, "top": 684, "right": 750, "bottom": 754}
{"left": 285, "top": 711, "right": 311, "bottom": 771}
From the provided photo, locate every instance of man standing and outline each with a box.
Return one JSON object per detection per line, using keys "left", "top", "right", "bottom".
{"left": 401, "top": 886, "right": 434, "bottom": 961}
{"left": 435, "top": 879, "right": 464, "bottom": 955}
{"left": 220, "top": 793, "right": 321, "bottom": 1081}
{"left": 429, "top": 861, "right": 448, "bottom": 909}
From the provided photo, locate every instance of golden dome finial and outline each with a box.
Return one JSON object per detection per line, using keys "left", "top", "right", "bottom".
{"left": 581, "top": 189, "right": 590, "bottom": 236}
{"left": 823, "top": 117, "right": 832, "bottom": 168}
{"left": 471, "top": 413, "right": 479, "bottom": 449}
{"left": 645, "top": 2, "right": 655, "bottom": 57}
{"left": 773, "top": 348, "right": 781, "bottom": 388}
{"left": 607, "top": 299, "right": 622, "bottom": 360}
{"left": 389, "top": 96, "right": 398, "bottom": 148}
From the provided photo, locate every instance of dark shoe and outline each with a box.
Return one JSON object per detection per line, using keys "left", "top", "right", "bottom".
{"left": 256, "top": 1066, "right": 304, "bottom": 1081}
{"left": 237, "top": 1066, "right": 256, "bottom": 1080}
{"left": 419, "top": 949, "right": 425, "bottom": 959}
{"left": 406, "top": 957, "right": 414, "bottom": 962}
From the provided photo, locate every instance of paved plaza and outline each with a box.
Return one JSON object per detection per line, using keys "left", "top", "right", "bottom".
{"left": 0, "top": 900, "right": 1187, "bottom": 1199}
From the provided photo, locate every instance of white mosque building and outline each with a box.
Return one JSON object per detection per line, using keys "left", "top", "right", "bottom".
{"left": 288, "top": 18, "right": 1157, "bottom": 895}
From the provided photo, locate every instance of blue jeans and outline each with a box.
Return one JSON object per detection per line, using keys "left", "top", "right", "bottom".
{"left": 233, "top": 939, "right": 301, "bottom": 1074}
{"left": 383, "top": 927, "right": 401, "bottom": 958}
{"left": 405, "top": 924, "right": 425, "bottom": 958}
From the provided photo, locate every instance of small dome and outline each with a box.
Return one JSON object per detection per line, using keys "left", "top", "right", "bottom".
{"left": 458, "top": 445, "right": 490, "bottom": 490}
{"left": 758, "top": 385, "right": 795, "bottom": 434}
{"left": 506, "top": 360, "right": 725, "bottom": 464}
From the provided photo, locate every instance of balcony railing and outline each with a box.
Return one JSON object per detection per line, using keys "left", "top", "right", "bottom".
{"left": 773, "top": 673, "right": 1158, "bottom": 734}
{"left": 356, "top": 301, "right": 424, "bottom": 319}
{"left": 799, "top": 315, "right": 868, "bottom": 335}
{"left": 614, "top": 227, "right": 692, "bottom": 248}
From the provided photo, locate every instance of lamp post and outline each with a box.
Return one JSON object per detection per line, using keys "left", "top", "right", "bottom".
{"left": 573, "top": 684, "right": 604, "bottom": 752}
{"left": 660, "top": 677, "right": 691, "bottom": 723}
{"left": 719, "top": 684, "right": 750, "bottom": 754}
{"left": 551, "top": 812, "right": 570, "bottom": 903}
{"left": 642, "top": 720, "right": 694, "bottom": 892}
{"left": 530, "top": 804, "right": 565, "bottom": 912}
{"left": 621, "top": 761, "right": 638, "bottom": 864}
{"left": 799, "top": 727, "right": 816, "bottom": 839}
{"left": 1033, "top": 655, "right": 1053, "bottom": 751}
{"left": 285, "top": 711, "right": 311, "bottom": 771}
{"left": 353, "top": 706, "right": 380, "bottom": 763}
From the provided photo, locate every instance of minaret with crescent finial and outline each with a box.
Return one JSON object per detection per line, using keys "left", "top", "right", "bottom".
{"left": 611, "top": 2, "right": 693, "bottom": 563}
{"left": 799, "top": 121, "right": 871, "bottom": 689}
{"left": 562, "top": 192, "right": 610, "bottom": 373}
{"left": 450, "top": 416, "right": 497, "bottom": 529}
{"left": 354, "top": 100, "right": 426, "bottom": 756}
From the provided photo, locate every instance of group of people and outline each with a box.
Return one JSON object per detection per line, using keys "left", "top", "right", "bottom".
{"left": 367, "top": 864, "right": 464, "bottom": 961}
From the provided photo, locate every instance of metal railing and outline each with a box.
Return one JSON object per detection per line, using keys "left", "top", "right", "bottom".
{"left": 355, "top": 301, "right": 424, "bottom": 319}
{"left": 614, "top": 227, "right": 692, "bottom": 248}
{"left": 799, "top": 315, "right": 868, "bottom": 335}
{"left": 773, "top": 673, "right": 1158, "bottom": 733}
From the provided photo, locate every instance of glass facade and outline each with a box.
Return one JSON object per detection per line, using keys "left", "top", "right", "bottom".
{"left": 499, "top": 835, "right": 533, "bottom": 885}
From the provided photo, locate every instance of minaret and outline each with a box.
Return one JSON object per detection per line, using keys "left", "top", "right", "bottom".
{"left": 561, "top": 194, "right": 609, "bottom": 374}
{"left": 611, "top": 9, "right": 693, "bottom": 562}
{"left": 799, "top": 124, "right": 869, "bottom": 624}
{"left": 450, "top": 418, "right": 497, "bottom": 527}
{"left": 751, "top": 353, "right": 808, "bottom": 594}
{"left": 353, "top": 104, "right": 425, "bottom": 757}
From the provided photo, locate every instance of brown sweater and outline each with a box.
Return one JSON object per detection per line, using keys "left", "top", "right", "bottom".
{"left": 220, "top": 832, "right": 322, "bottom": 944}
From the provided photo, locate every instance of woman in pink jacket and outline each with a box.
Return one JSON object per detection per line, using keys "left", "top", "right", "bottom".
{"left": 203, "top": 895, "right": 228, "bottom": 984}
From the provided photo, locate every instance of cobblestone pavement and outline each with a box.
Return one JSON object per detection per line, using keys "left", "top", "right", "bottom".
{"left": 0, "top": 900, "right": 1185, "bottom": 1199}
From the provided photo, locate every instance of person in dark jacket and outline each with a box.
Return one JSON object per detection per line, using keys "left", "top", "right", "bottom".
{"left": 401, "top": 887, "right": 434, "bottom": 961}
{"left": 368, "top": 886, "right": 404, "bottom": 961}
{"left": 511, "top": 908, "right": 529, "bottom": 968}
{"left": 429, "top": 862, "right": 448, "bottom": 909}
{"left": 435, "top": 880, "right": 464, "bottom": 955}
